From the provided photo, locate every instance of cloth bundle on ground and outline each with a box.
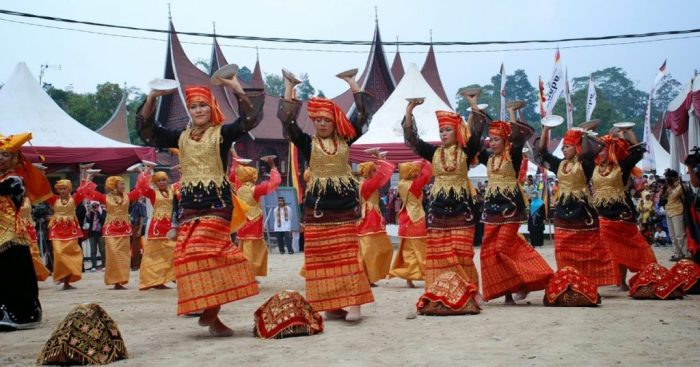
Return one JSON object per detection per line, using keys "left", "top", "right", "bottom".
{"left": 37, "top": 303, "right": 127, "bottom": 365}
{"left": 629, "top": 263, "right": 685, "bottom": 300}
{"left": 669, "top": 260, "right": 700, "bottom": 294}
{"left": 416, "top": 272, "right": 480, "bottom": 316}
{"left": 543, "top": 267, "right": 600, "bottom": 307}
{"left": 253, "top": 290, "right": 324, "bottom": 339}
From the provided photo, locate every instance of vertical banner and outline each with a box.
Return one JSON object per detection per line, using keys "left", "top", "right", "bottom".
{"left": 564, "top": 68, "right": 574, "bottom": 129}
{"left": 543, "top": 49, "right": 564, "bottom": 116}
{"left": 642, "top": 60, "right": 667, "bottom": 172}
{"left": 538, "top": 76, "right": 546, "bottom": 118}
{"left": 586, "top": 74, "right": 597, "bottom": 121}
{"left": 288, "top": 141, "right": 303, "bottom": 203}
{"left": 500, "top": 62, "right": 507, "bottom": 121}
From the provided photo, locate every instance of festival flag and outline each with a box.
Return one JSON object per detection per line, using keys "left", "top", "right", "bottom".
{"left": 500, "top": 62, "right": 507, "bottom": 120}
{"left": 538, "top": 76, "right": 546, "bottom": 117}
{"left": 543, "top": 49, "right": 565, "bottom": 115}
{"left": 288, "top": 141, "right": 303, "bottom": 203}
{"left": 585, "top": 74, "right": 597, "bottom": 121}
{"left": 641, "top": 59, "right": 668, "bottom": 171}
{"left": 564, "top": 68, "right": 574, "bottom": 129}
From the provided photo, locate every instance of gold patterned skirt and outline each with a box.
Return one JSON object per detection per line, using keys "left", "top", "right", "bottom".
{"left": 389, "top": 238, "right": 426, "bottom": 281}
{"left": 52, "top": 239, "right": 82, "bottom": 284}
{"left": 425, "top": 226, "right": 478, "bottom": 289}
{"left": 104, "top": 236, "right": 130, "bottom": 286}
{"left": 138, "top": 238, "right": 176, "bottom": 290}
{"left": 30, "top": 239, "right": 49, "bottom": 281}
{"left": 239, "top": 238, "right": 269, "bottom": 277}
{"left": 358, "top": 232, "right": 394, "bottom": 283}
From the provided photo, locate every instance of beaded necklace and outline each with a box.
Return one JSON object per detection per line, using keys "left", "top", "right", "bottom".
{"left": 317, "top": 135, "right": 339, "bottom": 155}
{"left": 440, "top": 145, "right": 458, "bottom": 172}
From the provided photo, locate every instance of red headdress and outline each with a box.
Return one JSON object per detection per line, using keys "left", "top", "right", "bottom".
{"left": 436, "top": 111, "right": 469, "bottom": 148}
{"left": 0, "top": 132, "right": 52, "bottom": 203}
{"left": 488, "top": 120, "right": 512, "bottom": 140}
{"left": 598, "top": 134, "right": 630, "bottom": 164}
{"left": 562, "top": 129, "right": 584, "bottom": 155}
{"left": 185, "top": 86, "right": 226, "bottom": 124}
{"left": 307, "top": 97, "right": 356, "bottom": 139}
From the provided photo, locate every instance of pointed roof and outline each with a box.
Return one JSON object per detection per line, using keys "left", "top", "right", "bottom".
{"left": 156, "top": 22, "right": 238, "bottom": 130}
{"left": 96, "top": 90, "right": 130, "bottom": 144}
{"left": 249, "top": 59, "right": 265, "bottom": 90}
{"left": 421, "top": 45, "right": 452, "bottom": 108}
{"left": 391, "top": 51, "right": 405, "bottom": 84}
{"left": 332, "top": 23, "right": 396, "bottom": 115}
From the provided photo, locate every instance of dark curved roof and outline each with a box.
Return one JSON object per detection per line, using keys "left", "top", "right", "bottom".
{"left": 421, "top": 45, "right": 452, "bottom": 108}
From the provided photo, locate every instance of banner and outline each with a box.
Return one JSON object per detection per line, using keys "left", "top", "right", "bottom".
{"left": 585, "top": 74, "right": 597, "bottom": 121}
{"left": 538, "top": 76, "right": 546, "bottom": 117}
{"left": 288, "top": 141, "right": 303, "bottom": 203}
{"left": 543, "top": 49, "right": 564, "bottom": 115}
{"left": 500, "top": 62, "right": 507, "bottom": 121}
{"left": 641, "top": 59, "right": 668, "bottom": 172}
{"left": 564, "top": 68, "right": 573, "bottom": 129}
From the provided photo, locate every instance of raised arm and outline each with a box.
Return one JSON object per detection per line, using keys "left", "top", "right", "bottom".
{"left": 136, "top": 90, "right": 183, "bottom": 148}
{"left": 409, "top": 161, "right": 433, "bottom": 197}
{"left": 464, "top": 95, "right": 489, "bottom": 162}
{"left": 402, "top": 102, "right": 437, "bottom": 161}
{"left": 277, "top": 98, "right": 313, "bottom": 161}
{"left": 253, "top": 168, "right": 282, "bottom": 200}
{"left": 347, "top": 91, "right": 375, "bottom": 145}
{"left": 360, "top": 160, "right": 396, "bottom": 200}
{"left": 534, "top": 126, "right": 562, "bottom": 173}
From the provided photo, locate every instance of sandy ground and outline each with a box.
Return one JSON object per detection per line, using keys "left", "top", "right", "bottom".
{"left": 2, "top": 241, "right": 699, "bottom": 367}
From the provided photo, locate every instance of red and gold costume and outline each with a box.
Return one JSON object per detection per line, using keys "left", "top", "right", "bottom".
{"left": 544, "top": 267, "right": 600, "bottom": 306}
{"left": 19, "top": 197, "right": 49, "bottom": 281}
{"left": 137, "top": 85, "right": 262, "bottom": 315}
{"left": 46, "top": 180, "right": 88, "bottom": 284}
{"left": 137, "top": 172, "right": 176, "bottom": 290}
{"left": 357, "top": 159, "right": 396, "bottom": 283}
{"left": 278, "top": 94, "right": 375, "bottom": 311}
{"left": 231, "top": 164, "right": 281, "bottom": 277}
{"left": 537, "top": 129, "right": 619, "bottom": 287}
{"left": 628, "top": 263, "right": 685, "bottom": 300}
{"left": 88, "top": 176, "right": 142, "bottom": 286}
{"left": 253, "top": 290, "right": 324, "bottom": 339}
{"left": 389, "top": 161, "right": 432, "bottom": 281}
{"left": 403, "top": 110, "right": 485, "bottom": 288}
{"left": 416, "top": 271, "right": 481, "bottom": 315}
{"left": 591, "top": 136, "right": 656, "bottom": 273}
{"left": 479, "top": 121, "right": 553, "bottom": 301}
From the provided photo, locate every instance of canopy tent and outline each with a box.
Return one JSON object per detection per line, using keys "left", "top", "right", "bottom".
{"left": 0, "top": 63, "right": 155, "bottom": 174}
{"left": 349, "top": 63, "right": 449, "bottom": 164}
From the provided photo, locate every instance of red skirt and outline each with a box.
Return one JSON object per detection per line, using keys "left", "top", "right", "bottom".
{"left": 480, "top": 223, "right": 554, "bottom": 301}
{"left": 425, "top": 226, "right": 478, "bottom": 288}
{"left": 598, "top": 218, "right": 657, "bottom": 272}
{"left": 303, "top": 222, "right": 374, "bottom": 311}
{"left": 554, "top": 228, "right": 619, "bottom": 287}
{"left": 174, "top": 217, "right": 258, "bottom": 315}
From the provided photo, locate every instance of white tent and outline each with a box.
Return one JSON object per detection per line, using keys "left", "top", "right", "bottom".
{"left": 0, "top": 62, "right": 154, "bottom": 172}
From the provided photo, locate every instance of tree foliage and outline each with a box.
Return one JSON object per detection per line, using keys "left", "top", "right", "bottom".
{"left": 264, "top": 73, "right": 284, "bottom": 97}
{"left": 296, "top": 73, "right": 315, "bottom": 101}
{"left": 238, "top": 66, "right": 253, "bottom": 84}
{"left": 44, "top": 82, "right": 124, "bottom": 131}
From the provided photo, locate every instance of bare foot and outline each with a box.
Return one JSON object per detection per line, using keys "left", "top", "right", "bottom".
{"left": 504, "top": 293, "right": 516, "bottom": 305}
{"left": 198, "top": 306, "right": 221, "bottom": 327}
{"left": 406, "top": 280, "right": 415, "bottom": 288}
{"left": 513, "top": 291, "right": 528, "bottom": 301}
{"left": 208, "top": 319, "right": 234, "bottom": 337}
{"left": 62, "top": 284, "right": 76, "bottom": 290}
{"left": 345, "top": 306, "right": 361, "bottom": 322}
{"left": 324, "top": 309, "right": 348, "bottom": 320}
{"left": 113, "top": 284, "right": 127, "bottom": 290}
{"left": 153, "top": 284, "right": 170, "bottom": 290}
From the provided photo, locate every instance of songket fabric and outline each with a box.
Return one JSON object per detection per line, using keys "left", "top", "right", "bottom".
{"left": 104, "top": 237, "right": 130, "bottom": 286}
{"left": 669, "top": 260, "right": 700, "bottom": 294}
{"left": 37, "top": 303, "right": 127, "bottom": 365}
{"left": 240, "top": 238, "right": 269, "bottom": 277}
{"left": 544, "top": 267, "right": 600, "bottom": 307}
{"left": 358, "top": 233, "right": 394, "bottom": 283}
{"left": 480, "top": 222, "right": 554, "bottom": 301}
{"left": 303, "top": 222, "right": 374, "bottom": 311}
{"left": 29, "top": 240, "right": 50, "bottom": 281}
{"left": 389, "top": 238, "right": 426, "bottom": 281}
{"left": 254, "top": 290, "right": 324, "bottom": 339}
{"left": 48, "top": 196, "right": 84, "bottom": 284}
{"left": 629, "top": 263, "right": 685, "bottom": 300}
{"left": 416, "top": 271, "right": 480, "bottom": 315}
{"left": 425, "top": 225, "right": 478, "bottom": 288}
{"left": 138, "top": 238, "right": 176, "bottom": 290}
{"left": 599, "top": 218, "right": 657, "bottom": 272}
{"left": 52, "top": 240, "right": 83, "bottom": 283}
{"left": 554, "top": 228, "right": 619, "bottom": 287}
{"left": 174, "top": 217, "right": 258, "bottom": 315}
{"left": 20, "top": 199, "right": 49, "bottom": 281}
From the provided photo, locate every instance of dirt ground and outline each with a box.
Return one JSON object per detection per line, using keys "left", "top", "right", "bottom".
{"left": 1, "top": 241, "right": 699, "bottom": 367}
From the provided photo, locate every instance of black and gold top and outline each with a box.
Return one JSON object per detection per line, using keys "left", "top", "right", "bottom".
{"left": 538, "top": 150, "right": 598, "bottom": 230}
{"left": 402, "top": 113, "right": 487, "bottom": 226}
{"left": 277, "top": 92, "right": 373, "bottom": 223}
{"left": 136, "top": 92, "right": 264, "bottom": 220}
{"left": 478, "top": 124, "right": 531, "bottom": 224}
{"left": 591, "top": 143, "right": 645, "bottom": 222}
{"left": 0, "top": 173, "right": 29, "bottom": 252}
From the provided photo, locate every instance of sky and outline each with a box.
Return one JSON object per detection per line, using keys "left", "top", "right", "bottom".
{"left": 1, "top": 0, "right": 699, "bottom": 106}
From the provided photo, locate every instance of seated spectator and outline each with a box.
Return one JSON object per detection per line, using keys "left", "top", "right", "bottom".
{"left": 653, "top": 224, "right": 670, "bottom": 247}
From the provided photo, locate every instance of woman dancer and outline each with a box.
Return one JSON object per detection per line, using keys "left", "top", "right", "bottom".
{"left": 136, "top": 73, "right": 262, "bottom": 336}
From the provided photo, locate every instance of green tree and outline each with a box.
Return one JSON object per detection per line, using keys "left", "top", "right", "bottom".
{"left": 317, "top": 90, "right": 326, "bottom": 98}
{"left": 194, "top": 58, "right": 210, "bottom": 74}
{"left": 126, "top": 87, "right": 146, "bottom": 145}
{"left": 264, "top": 73, "right": 284, "bottom": 97}
{"left": 238, "top": 66, "right": 253, "bottom": 84}
{"left": 296, "top": 73, "right": 315, "bottom": 101}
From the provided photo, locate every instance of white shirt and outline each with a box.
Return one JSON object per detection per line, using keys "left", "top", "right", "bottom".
{"left": 272, "top": 205, "right": 292, "bottom": 232}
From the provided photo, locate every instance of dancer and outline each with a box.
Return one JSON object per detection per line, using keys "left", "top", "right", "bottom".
{"left": 478, "top": 103, "right": 553, "bottom": 304}
{"left": 136, "top": 170, "right": 177, "bottom": 290}
{"left": 402, "top": 94, "right": 485, "bottom": 288}
{"left": 20, "top": 196, "right": 49, "bottom": 281}
{"left": 537, "top": 122, "right": 619, "bottom": 287}
{"left": 277, "top": 68, "right": 374, "bottom": 322}
{"left": 388, "top": 160, "right": 432, "bottom": 288}
{"left": 136, "top": 73, "right": 262, "bottom": 336}
{"left": 591, "top": 127, "right": 657, "bottom": 290}
{"left": 0, "top": 132, "right": 50, "bottom": 331}
{"left": 230, "top": 156, "right": 281, "bottom": 279}
{"left": 85, "top": 176, "right": 143, "bottom": 290}
{"left": 357, "top": 150, "right": 396, "bottom": 286}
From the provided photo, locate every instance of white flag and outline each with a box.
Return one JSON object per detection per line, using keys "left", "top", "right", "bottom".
{"left": 544, "top": 50, "right": 564, "bottom": 115}
{"left": 642, "top": 59, "right": 668, "bottom": 171}
{"left": 585, "top": 74, "right": 597, "bottom": 121}
{"left": 564, "top": 69, "right": 573, "bottom": 129}
{"left": 499, "top": 63, "right": 506, "bottom": 121}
